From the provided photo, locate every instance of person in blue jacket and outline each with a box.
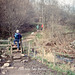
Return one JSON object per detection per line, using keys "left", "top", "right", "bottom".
{"left": 14, "top": 30, "right": 22, "bottom": 51}
{"left": 36, "top": 25, "right": 39, "bottom": 31}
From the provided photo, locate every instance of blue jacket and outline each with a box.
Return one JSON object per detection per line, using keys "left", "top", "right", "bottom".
{"left": 14, "top": 33, "right": 22, "bottom": 39}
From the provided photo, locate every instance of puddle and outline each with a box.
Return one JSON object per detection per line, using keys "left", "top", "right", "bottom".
{"left": 56, "top": 55, "right": 74, "bottom": 63}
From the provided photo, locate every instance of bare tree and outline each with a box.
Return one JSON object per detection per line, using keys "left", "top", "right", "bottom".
{"left": 0, "top": 0, "right": 35, "bottom": 38}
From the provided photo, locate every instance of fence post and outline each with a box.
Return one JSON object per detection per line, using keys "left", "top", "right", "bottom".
{"left": 25, "top": 41, "right": 26, "bottom": 54}
{"left": 34, "top": 48, "right": 35, "bottom": 58}
{"left": 43, "top": 47, "right": 45, "bottom": 56}
{"left": 11, "top": 44, "right": 12, "bottom": 55}
{"left": 28, "top": 42, "right": 30, "bottom": 56}
{"left": 10, "top": 37, "right": 12, "bottom": 55}
{"left": 7, "top": 38, "right": 9, "bottom": 52}
{"left": 53, "top": 51, "right": 56, "bottom": 66}
{"left": 42, "top": 47, "right": 44, "bottom": 63}
{"left": 20, "top": 38, "right": 23, "bottom": 54}
{"left": 6, "top": 38, "right": 10, "bottom": 52}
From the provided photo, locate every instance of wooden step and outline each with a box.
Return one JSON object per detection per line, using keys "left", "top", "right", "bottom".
{"left": 12, "top": 50, "right": 21, "bottom": 52}
{"left": 13, "top": 53, "right": 21, "bottom": 59}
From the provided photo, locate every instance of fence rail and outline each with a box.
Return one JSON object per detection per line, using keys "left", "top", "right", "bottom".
{"left": 0, "top": 44, "right": 9, "bottom": 47}
{"left": 22, "top": 38, "right": 75, "bottom": 73}
{"left": 0, "top": 40, "right": 9, "bottom": 42}
{"left": 0, "top": 39, "right": 10, "bottom": 52}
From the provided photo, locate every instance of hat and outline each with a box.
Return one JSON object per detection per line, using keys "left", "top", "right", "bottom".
{"left": 16, "top": 30, "right": 19, "bottom": 33}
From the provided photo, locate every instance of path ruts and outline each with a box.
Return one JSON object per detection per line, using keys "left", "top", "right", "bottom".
{"left": 2, "top": 56, "right": 64, "bottom": 75}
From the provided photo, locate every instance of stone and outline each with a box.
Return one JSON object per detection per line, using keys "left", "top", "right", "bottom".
{"left": 3, "top": 63, "right": 10, "bottom": 67}
{"left": 7, "top": 67, "right": 14, "bottom": 69}
{"left": 7, "top": 60, "right": 11, "bottom": 63}
{"left": 0, "top": 59, "right": 1, "bottom": 62}
{"left": 22, "top": 59, "right": 28, "bottom": 63}
{"left": 31, "top": 32, "right": 34, "bottom": 35}
{"left": 1, "top": 55, "right": 6, "bottom": 58}
{"left": 2, "top": 70, "right": 7, "bottom": 74}
{"left": 2, "top": 71, "right": 5, "bottom": 74}
{"left": 21, "top": 54, "right": 25, "bottom": 57}
{"left": 13, "top": 54, "right": 21, "bottom": 59}
{"left": 1, "top": 66, "right": 5, "bottom": 69}
{"left": 70, "top": 40, "right": 75, "bottom": 46}
{"left": 18, "top": 67, "right": 24, "bottom": 70}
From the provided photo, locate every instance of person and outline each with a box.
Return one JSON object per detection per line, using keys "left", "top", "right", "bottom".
{"left": 41, "top": 24, "right": 43, "bottom": 30}
{"left": 14, "top": 30, "right": 22, "bottom": 51}
{"left": 36, "top": 25, "right": 39, "bottom": 31}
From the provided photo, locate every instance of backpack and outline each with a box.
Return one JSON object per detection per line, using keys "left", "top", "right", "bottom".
{"left": 15, "top": 33, "right": 19, "bottom": 39}
{"left": 14, "top": 33, "right": 22, "bottom": 39}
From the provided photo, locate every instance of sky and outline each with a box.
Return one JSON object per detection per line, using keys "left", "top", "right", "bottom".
{"left": 57, "top": 0, "right": 74, "bottom": 6}
{"left": 31, "top": 0, "right": 74, "bottom": 6}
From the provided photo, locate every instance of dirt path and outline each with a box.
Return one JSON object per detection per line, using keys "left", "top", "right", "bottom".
{"left": 23, "top": 32, "right": 37, "bottom": 42}
{"left": 0, "top": 31, "right": 66, "bottom": 75}
{"left": 0, "top": 55, "right": 64, "bottom": 75}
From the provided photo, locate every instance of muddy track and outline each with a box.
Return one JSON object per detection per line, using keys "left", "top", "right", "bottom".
{"left": 0, "top": 56, "right": 64, "bottom": 75}
{"left": 0, "top": 32, "right": 66, "bottom": 75}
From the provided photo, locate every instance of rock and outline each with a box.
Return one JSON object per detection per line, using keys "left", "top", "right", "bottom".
{"left": 2, "top": 71, "right": 5, "bottom": 74}
{"left": 21, "top": 54, "right": 25, "bottom": 57}
{"left": 0, "top": 59, "right": 1, "bottom": 62}
{"left": 2, "top": 70, "right": 7, "bottom": 74}
{"left": 18, "top": 67, "right": 24, "bottom": 70}
{"left": 22, "top": 59, "right": 28, "bottom": 63}
{"left": 1, "top": 55, "right": 6, "bottom": 58}
{"left": 3, "top": 63, "right": 10, "bottom": 67}
{"left": 70, "top": 40, "right": 75, "bottom": 46}
{"left": 31, "top": 32, "right": 34, "bottom": 35}
{"left": 7, "top": 60, "right": 11, "bottom": 63}
{"left": 1, "top": 66, "right": 5, "bottom": 69}
{"left": 7, "top": 67, "right": 14, "bottom": 69}
{"left": 70, "top": 40, "right": 75, "bottom": 49}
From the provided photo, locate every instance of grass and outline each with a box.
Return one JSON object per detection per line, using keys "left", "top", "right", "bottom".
{"left": 35, "top": 56, "right": 75, "bottom": 75}
{"left": 36, "top": 33, "right": 42, "bottom": 39}
{"left": 29, "top": 40, "right": 34, "bottom": 44}
{"left": 67, "top": 70, "right": 75, "bottom": 75}
{"left": 22, "top": 32, "right": 32, "bottom": 39}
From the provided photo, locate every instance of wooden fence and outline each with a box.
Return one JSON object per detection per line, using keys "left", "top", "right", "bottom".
{"left": 0, "top": 39, "right": 10, "bottom": 52}
{"left": 22, "top": 39, "right": 75, "bottom": 72}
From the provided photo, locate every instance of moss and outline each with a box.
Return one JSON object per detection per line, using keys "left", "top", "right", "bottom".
{"left": 67, "top": 70, "right": 75, "bottom": 75}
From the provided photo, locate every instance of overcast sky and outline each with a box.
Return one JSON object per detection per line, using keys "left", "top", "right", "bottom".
{"left": 57, "top": 0, "right": 73, "bottom": 5}
{"left": 33, "top": 0, "right": 74, "bottom": 6}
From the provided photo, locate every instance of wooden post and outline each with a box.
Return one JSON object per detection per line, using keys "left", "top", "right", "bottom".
{"left": 8, "top": 38, "right": 10, "bottom": 52}
{"left": 24, "top": 42, "right": 25, "bottom": 54}
{"left": 20, "top": 38, "right": 23, "bottom": 54}
{"left": 43, "top": 47, "right": 45, "bottom": 56}
{"left": 23, "top": 42, "right": 24, "bottom": 54}
{"left": 11, "top": 44, "right": 12, "bottom": 55}
{"left": 34, "top": 48, "right": 35, "bottom": 58}
{"left": 53, "top": 51, "right": 56, "bottom": 66}
{"left": 28, "top": 42, "right": 30, "bottom": 56}
{"left": 10, "top": 37, "right": 12, "bottom": 55}
{"left": 42, "top": 47, "right": 44, "bottom": 63}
